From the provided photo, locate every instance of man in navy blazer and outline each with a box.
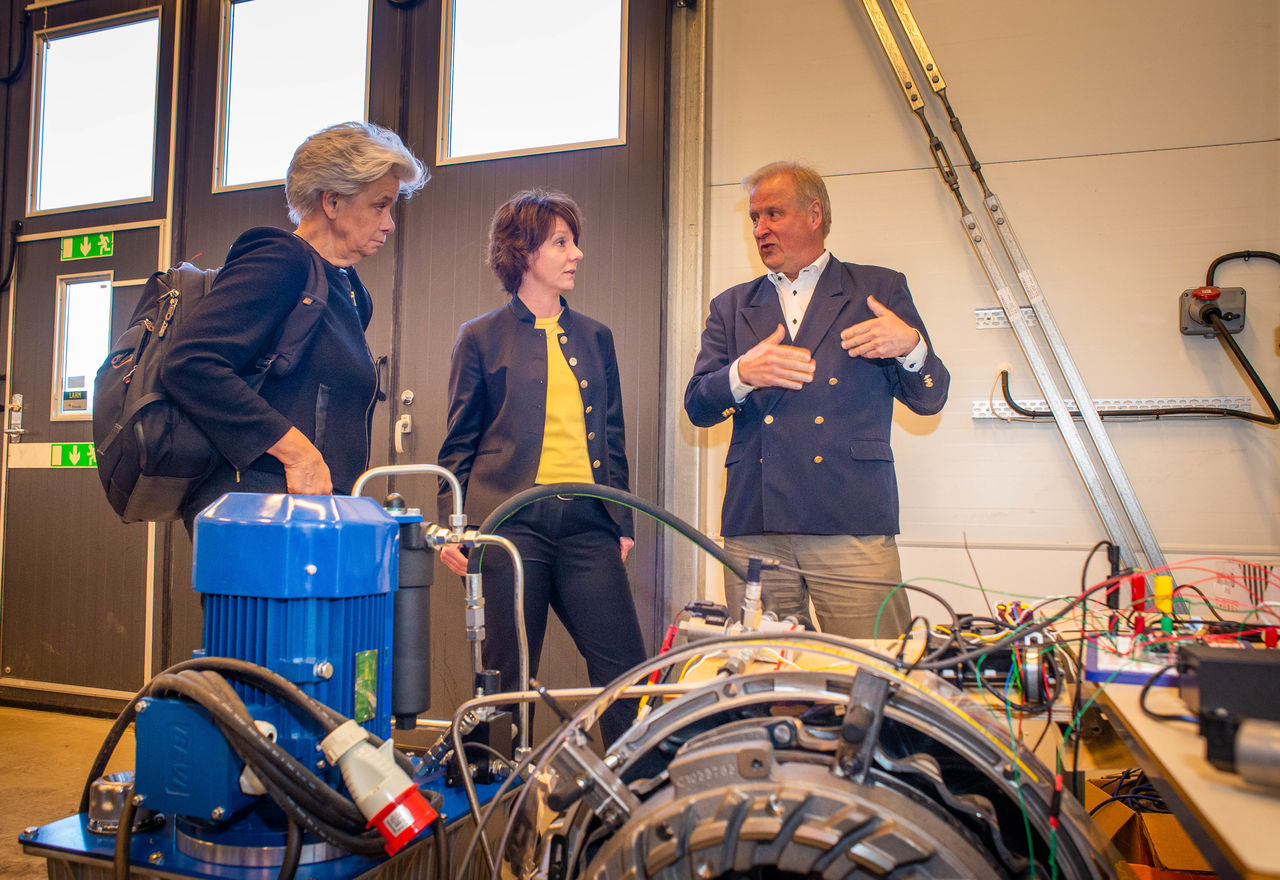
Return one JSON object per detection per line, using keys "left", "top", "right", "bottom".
{"left": 685, "top": 161, "right": 949, "bottom": 637}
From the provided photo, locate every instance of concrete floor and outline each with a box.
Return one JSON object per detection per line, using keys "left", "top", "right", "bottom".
{"left": 0, "top": 705, "right": 133, "bottom": 878}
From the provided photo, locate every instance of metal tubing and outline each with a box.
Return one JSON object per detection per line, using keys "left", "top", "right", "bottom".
{"left": 352, "top": 463, "right": 465, "bottom": 528}
{"left": 471, "top": 534, "right": 530, "bottom": 754}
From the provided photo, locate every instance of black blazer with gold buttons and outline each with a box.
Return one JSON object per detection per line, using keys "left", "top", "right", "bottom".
{"left": 684, "top": 257, "right": 948, "bottom": 538}
{"left": 437, "top": 295, "right": 633, "bottom": 536}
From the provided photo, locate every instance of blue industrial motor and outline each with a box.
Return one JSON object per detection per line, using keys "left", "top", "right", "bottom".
{"left": 193, "top": 492, "right": 398, "bottom": 740}
{"left": 133, "top": 493, "right": 402, "bottom": 861}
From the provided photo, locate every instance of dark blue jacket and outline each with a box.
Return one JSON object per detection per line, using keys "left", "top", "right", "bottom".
{"left": 437, "top": 296, "right": 633, "bottom": 536}
{"left": 165, "top": 227, "right": 378, "bottom": 521}
{"left": 684, "top": 257, "right": 948, "bottom": 537}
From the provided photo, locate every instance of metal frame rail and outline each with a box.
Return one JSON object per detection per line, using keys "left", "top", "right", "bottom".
{"left": 857, "top": 0, "right": 1169, "bottom": 582}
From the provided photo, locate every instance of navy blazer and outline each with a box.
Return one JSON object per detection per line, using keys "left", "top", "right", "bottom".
{"left": 685, "top": 257, "right": 949, "bottom": 537}
{"left": 437, "top": 296, "right": 633, "bottom": 536}
{"left": 166, "top": 227, "right": 378, "bottom": 525}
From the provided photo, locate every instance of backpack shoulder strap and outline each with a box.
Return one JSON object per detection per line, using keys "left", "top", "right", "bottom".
{"left": 262, "top": 247, "right": 331, "bottom": 378}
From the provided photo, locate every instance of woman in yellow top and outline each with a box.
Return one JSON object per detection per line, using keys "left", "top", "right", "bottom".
{"left": 436, "top": 189, "right": 644, "bottom": 744}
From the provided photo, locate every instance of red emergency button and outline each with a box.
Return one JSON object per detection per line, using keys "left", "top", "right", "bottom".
{"left": 1192, "top": 286, "right": 1221, "bottom": 301}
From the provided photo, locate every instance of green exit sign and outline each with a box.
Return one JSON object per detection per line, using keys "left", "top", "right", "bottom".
{"left": 51, "top": 442, "right": 96, "bottom": 468}
{"left": 60, "top": 232, "right": 114, "bottom": 261}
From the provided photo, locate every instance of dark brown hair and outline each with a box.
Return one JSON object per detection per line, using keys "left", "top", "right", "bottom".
{"left": 487, "top": 189, "right": 583, "bottom": 294}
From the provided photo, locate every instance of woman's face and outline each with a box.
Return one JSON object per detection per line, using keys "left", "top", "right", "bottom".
{"left": 522, "top": 217, "right": 583, "bottom": 297}
{"left": 327, "top": 172, "right": 401, "bottom": 264}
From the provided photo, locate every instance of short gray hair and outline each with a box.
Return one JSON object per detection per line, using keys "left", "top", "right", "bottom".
{"left": 285, "top": 121, "right": 429, "bottom": 224}
{"left": 742, "top": 160, "right": 832, "bottom": 237}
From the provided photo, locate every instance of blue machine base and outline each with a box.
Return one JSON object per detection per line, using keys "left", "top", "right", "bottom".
{"left": 19, "top": 777, "right": 508, "bottom": 879}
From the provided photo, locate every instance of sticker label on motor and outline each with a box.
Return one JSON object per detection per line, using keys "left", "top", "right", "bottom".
{"left": 353, "top": 649, "right": 377, "bottom": 722}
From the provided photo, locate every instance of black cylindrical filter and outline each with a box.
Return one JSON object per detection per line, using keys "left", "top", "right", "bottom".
{"left": 390, "top": 498, "right": 433, "bottom": 730}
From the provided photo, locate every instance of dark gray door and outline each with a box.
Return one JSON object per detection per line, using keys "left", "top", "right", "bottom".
{"left": 0, "top": 225, "right": 160, "bottom": 708}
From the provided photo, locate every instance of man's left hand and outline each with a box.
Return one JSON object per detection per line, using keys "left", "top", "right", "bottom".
{"left": 620, "top": 536, "right": 634, "bottom": 563}
{"left": 840, "top": 295, "right": 920, "bottom": 359}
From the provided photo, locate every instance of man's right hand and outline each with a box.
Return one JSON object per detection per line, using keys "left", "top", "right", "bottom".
{"left": 737, "top": 324, "right": 815, "bottom": 390}
{"left": 440, "top": 544, "right": 469, "bottom": 576}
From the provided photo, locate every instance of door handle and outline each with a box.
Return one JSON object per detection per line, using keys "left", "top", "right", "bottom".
{"left": 394, "top": 413, "right": 412, "bottom": 454}
{"left": 6, "top": 393, "right": 24, "bottom": 443}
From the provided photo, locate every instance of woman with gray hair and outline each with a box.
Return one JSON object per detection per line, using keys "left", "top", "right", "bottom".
{"left": 165, "top": 121, "right": 427, "bottom": 533}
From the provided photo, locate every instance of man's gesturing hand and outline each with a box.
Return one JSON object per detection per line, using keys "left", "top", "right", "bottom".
{"left": 840, "top": 295, "right": 920, "bottom": 359}
{"left": 738, "top": 324, "right": 815, "bottom": 390}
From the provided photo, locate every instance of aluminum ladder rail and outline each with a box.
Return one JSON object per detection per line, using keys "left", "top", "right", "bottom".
{"left": 857, "top": 0, "right": 1170, "bottom": 581}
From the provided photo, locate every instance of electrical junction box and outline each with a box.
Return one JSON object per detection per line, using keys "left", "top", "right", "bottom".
{"left": 134, "top": 696, "right": 258, "bottom": 820}
{"left": 1176, "top": 643, "right": 1280, "bottom": 722}
{"left": 1180, "top": 286, "right": 1246, "bottom": 337}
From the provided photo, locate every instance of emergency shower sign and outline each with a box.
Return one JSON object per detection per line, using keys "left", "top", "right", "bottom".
{"left": 59, "top": 232, "right": 114, "bottom": 261}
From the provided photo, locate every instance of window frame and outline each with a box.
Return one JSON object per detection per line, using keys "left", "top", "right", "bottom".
{"left": 26, "top": 7, "right": 164, "bottom": 217}
{"left": 50, "top": 270, "right": 114, "bottom": 422}
{"left": 435, "top": 0, "right": 629, "bottom": 166}
{"left": 211, "top": 0, "right": 374, "bottom": 194}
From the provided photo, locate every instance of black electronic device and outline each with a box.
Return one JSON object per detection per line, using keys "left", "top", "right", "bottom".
{"left": 1177, "top": 644, "right": 1280, "bottom": 783}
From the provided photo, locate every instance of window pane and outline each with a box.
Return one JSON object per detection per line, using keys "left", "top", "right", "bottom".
{"left": 220, "top": 0, "right": 370, "bottom": 188}
{"left": 55, "top": 276, "right": 112, "bottom": 419}
{"left": 33, "top": 16, "right": 160, "bottom": 212}
{"left": 442, "top": 0, "right": 625, "bottom": 162}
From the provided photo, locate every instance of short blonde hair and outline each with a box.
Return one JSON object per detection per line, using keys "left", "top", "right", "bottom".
{"left": 742, "top": 160, "right": 832, "bottom": 237}
{"left": 285, "top": 121, "right": 429, "bottom": 224}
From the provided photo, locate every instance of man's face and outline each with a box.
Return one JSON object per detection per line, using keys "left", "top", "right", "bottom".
{"left": 748, "top": 173, "right": 825, "bottom": 280}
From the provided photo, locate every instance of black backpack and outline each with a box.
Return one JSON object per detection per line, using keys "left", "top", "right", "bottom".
{"left": 93, "top": 252, "right": 329, "bottom": 523}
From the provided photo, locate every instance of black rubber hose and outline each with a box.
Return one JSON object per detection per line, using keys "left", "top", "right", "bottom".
{"left": 278, "top": 820, "right": 302, "bottom": 880}
{"left": 151, "top": 671, "right": 365, "bottom": 829}
{"left": 0, "top": 220, "right": 21, "bottom": 293}
{"left": 189, "top": 670, "right": 366, "bottom": 827}
{"left": 471, "top": 482, "right": 750, "bottom": 583}
{"left": 431, "top": 815, "right": 449, "bottom": 879}
{"left": 148, "top": 672, "right": 385, "bottom": 855}
{"left": 999, "top": 357, "right": 1278, "bottom": 424}
{"left": 112, "top": 791, "right": 137, "bottom": 880}
{"left": 1207, "top": 311, "right": 1280, "bottom": 425}
{"left": 81, "top": 655, "right": 411, "bottom": 815}
{"left": 1206, "top": 249, "right": 1280, "bottom": 287}
{"left": 0, "top": 12, "right": 30, "bottom": 84}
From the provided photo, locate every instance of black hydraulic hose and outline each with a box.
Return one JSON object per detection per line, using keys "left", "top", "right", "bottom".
{"left": 80, "top": 655, "right": 411, "bottom": 815}
{"left": 1207, "top": 311, "right": 1280, "bottom": 425}
{"left": 0, "top": 221, "right": 20, "bottom": 293}
{"left": 151, "top": 672, "right": 365, "bottom": 830}
{"left": 1206, "top": 250, "right": 1280, "bottom": 287}
{"left": 0, "top": 12, "right": 30, "bottom": 85}
{"left": 112, "top": 791, "right": 137, "bottom": 880}
{"left": 148, "top": 671, "right": 385, "bottom": 855}
{"left": 278, "top": 820, "right": 302, "bottom": 880}
{"left": 471, "top": 482, "right": 751, "bottom": 583}
{"left": 431, "top": 814, "right": 449, "bottom": 880}
{"left": 998, "top": 336, "right": 1279, "bottom": 426}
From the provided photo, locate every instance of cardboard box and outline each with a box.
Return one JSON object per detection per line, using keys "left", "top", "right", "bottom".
{"left": 1084, "top": 774, "right": 1214, "bottom": 878}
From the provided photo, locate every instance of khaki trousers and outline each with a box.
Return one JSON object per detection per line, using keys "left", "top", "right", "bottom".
{"left": 722, "top": 533, "right": 911, "bottom": 638}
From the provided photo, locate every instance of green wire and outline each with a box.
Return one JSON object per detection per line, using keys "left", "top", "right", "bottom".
{"left": 987, "top": 654, "right": 1037, "bottom": 877}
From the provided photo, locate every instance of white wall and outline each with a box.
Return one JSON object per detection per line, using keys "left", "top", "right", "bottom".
{"left": 688, "top": 0, "right": 1279, "bottom": 613}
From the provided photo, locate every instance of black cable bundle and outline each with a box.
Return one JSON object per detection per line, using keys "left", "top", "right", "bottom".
{"left": 83, "top": 657, "right": 420, "bottom": 879}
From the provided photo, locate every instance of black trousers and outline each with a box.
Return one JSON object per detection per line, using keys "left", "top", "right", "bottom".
{"left": 476, "top": 496, "right": 646, "bottom": 745}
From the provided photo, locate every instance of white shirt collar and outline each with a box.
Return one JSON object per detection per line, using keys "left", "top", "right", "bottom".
{"left": 767, "top": 250, "right": 831, "bottom": 292}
